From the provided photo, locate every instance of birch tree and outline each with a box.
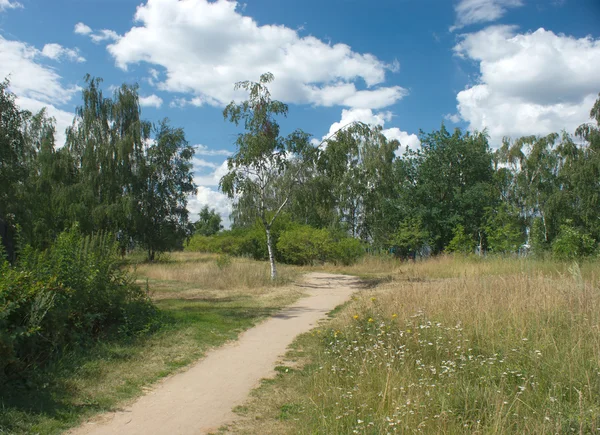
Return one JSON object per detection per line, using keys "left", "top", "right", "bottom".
{"left": 220, "top": 73, "right": 311, "bottom": 279}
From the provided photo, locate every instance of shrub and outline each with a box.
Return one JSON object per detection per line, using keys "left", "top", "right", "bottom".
{"left": 277, "top": 226, "right": 332, "bottom": 265}
{"left": 552, "top": 224, "right": 597, "bottom": 260}
{"left": 329, "top": 237, "right": 364, "bottom": 266}
{"left": 0, "top": 227, "right": 158, "bottom": 381}
{"left": 215, "top": 253, "right": 232, "bottom": 270}
{"left": 446, "top": 224, "right": 476, "bottom": 254}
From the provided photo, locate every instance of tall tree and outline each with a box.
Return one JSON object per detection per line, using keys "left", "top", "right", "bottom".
{"left": 134, "top": 121, "right": 196, "bottom": 261}
{"left": 411, "top": 125, "right": 495, "bottom": 253}
{"left": 195, "top": 206, "right": 223, "bottom": 236}
{"left": 220, "top": 73, "right": 312, "bottom": 279}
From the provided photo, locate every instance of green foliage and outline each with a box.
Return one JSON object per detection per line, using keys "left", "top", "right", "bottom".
{"left": 220, "top": 73, "right": 313, "bottom": 279}
{"left": 446, "top": 224, "right": 476, "bottom": 254}
{"left": 552, "top": 224, "right": 597, "bottom": 260}
{"left": 277, "top": 226, "right": 332, "bottom": 265}
{"left": 0, "top": 227, "right": 158, "bottom": 382}
{"left": 215, "top": 254, "right": 232, "bottom": 270}
{"left": 195, "top": 206, "right": 223, "bottom": 236}
{"left": 391, "top": 218, "right": 429, "bottom": 259}
{"left": 412, "top": 127, "right": 495, "bottom": 253}
{"left": 329, "top": 237, "right": 364, "bottom": 266}
{"left": 530, "top": 217, "right": 549, "bottom": 257}
{"left": 484, "top": 204, "right": 524, "bottom": 254}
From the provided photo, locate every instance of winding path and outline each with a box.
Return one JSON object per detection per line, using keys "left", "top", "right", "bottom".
{"left": 70, "top": 272, "right": 359, "bottom": 435}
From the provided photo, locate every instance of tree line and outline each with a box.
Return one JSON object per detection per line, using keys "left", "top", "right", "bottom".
{"left": 0, "top": 76, "right": 196, "bottom": 261}
{"left": 2, "top": 71, "right": 599, "bottom": 272}
{"left": 204, "top": 74, "right": 600, "bottom": 277}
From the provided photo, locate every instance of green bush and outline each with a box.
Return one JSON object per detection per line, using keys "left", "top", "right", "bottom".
{"left": 329, "top": 237, "right": 364, "bottom": 266}
{"left": 277, "top": 226, "right": 332, "bottom": 265}
{"left": 552, "top": 224, "right": 597, "bottom": 260}
{"left": 0, "top": 227, "right": 158, "bottom": 382}
{"left": 186, "top": 222, "right": 364, "bottom": 266}
{"left": 446, "top": 224, "right": 476, "bottom": 254}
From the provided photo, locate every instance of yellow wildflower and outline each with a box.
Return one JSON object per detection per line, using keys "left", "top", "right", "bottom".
{"left": 371, "top": 297, "right": 377, "bottom": 302}
{"left": 353, "top": 314, "right": 359, "bottom": 320}
{"left": 392, "top": 313, "right": 398, "bottom": 318}
{"left": 368, "top": 318, "right": 374, "bottom": 323}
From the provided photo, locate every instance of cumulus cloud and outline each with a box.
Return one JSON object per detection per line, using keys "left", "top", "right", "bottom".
{"left": 41, "top": 43, "right": 86, "bottom": 63}
{"left": 192, "top": 157, "right": 217, "bottom": 169}
{"left": 90, "top": 29, "right": 120, "bottom": 44}
{"left": 74, "top": 22, "right": 92, "bottom": 35}
{"left": 187, "top": 186, "right": 233, "bottom": 227}
{"left": 0, "top": 36, "right": 78, "bottom": 146}
{"left": 444, "top": 113, "right": 461, "bottom": 124}
{"left": 74, "top": 22, "right": 120, "bottom": 44}
{"left": 16, "top": 97, "right": 74, "bottom": 147}
{"left": 0, "top": 0, "right": 22, "bottom": 11}
{"left": 139, "top": 94, "right": 163, "bottom": 108}
{"left": 104, "top": 0, "right": 404, "bottom": 110}
{"left": 195, "top": 144, "right": 232, "bottom": 156}
{"left": 189, "top": 158, "right": 233, "bottom": 226}
{"left": 451, "top": 0, "right": 523, "bottom": 31}
{"left": 169, "top": 96, "right": 212, "bottom": 108}
{"left": 318, "top": 108, "right": 420, "bottom": 153}
{"left": 453, "top": 26, "right": 600, "bottom": 144}
{"left": 194, "top": 160, "right": 230, "bottom": 187}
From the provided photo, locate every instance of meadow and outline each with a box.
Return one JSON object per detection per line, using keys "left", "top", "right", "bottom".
{"left": 0, "top": 253, "right": 302, "bottom": 434}
{"left": 225, "top": 255, "right": 600, "bottom": 434}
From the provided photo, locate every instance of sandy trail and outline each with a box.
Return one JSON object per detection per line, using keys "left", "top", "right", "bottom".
{"left": 70, "top": 272, "right": 359, "bottom": 435}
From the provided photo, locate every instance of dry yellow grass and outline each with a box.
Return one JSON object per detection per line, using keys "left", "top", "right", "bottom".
{"left": 226, "top": 256, "right": 600, "bottom": 434}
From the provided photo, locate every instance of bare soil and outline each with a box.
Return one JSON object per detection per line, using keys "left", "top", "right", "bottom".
{"left": 69, "top": 272, "right": 359, "bottom": 435}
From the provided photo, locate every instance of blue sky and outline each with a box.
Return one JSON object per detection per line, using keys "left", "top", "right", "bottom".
{"left": 1, "top": 0, "right": 599, "bottom": 222}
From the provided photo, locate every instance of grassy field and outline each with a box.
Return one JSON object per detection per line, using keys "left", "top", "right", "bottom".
{"left": 0, "top": 252, "right": 302, "bottom": 434}
{"left": 225, "top": 255, "right": 600, "bottom": 434}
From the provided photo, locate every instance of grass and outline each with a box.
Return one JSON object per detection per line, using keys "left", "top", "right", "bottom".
{"left": 224, "top": 255, "right": 600, "bottom": 434}
{"left": 0, "top": 252, "right": 303, "bottom": 434}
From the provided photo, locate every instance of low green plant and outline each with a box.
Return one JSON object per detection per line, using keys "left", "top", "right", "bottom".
{"left": 215, "top": 253, "right": 232, "bottom": 270}
{"left": 446, "top": 224, "right": 476, "bottom": 254}
{"left": 277, "top": 226, "right": 332, "bottom": 265}
{"left": 552, "top": 223, "right": 597, "bottom": 260}
{"left": 0, "top": 227, "right": 158, "bottom": 383}
{"left": 329, "top": 237, "right": 364, "bottom": 266}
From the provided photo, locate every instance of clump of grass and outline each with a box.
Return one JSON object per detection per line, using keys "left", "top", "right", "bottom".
{"left": 226, "top": 257, "right": 600, "bottom": 434}
{"left": 132, "top": 252, "right": 298, "bottom": 292}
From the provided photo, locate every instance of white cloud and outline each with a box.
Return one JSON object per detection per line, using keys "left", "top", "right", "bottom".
{"left": 189, "top": 158, "right": 233, "bottom": 226}
{"left": 139, "top": 94, "right": 163, "bottom": 108}
{"left": 318, "top": 108, "right": 420, "bottom": 153}
{"left": 192, "top": 157, "right": 217, "bottom": 169}
{"left": 74, "top": 22, "right": 92, "bottom": 35}
{"left": 0, "top": 0, "right": 22, "bottom": 11}
{"left": 90, "top": 29, "right": 120, "bottom": 44}
{"left": 451, "top": 0, "right": 523, "bottom": 31}
{"left": 194, "top": 160, "right": 230, "bottom": 187}
{"left": 0, "top": 36, "right": 77, "bottom": 147}
{"left": 169, "top": 96, "right": 211, "bottom": 108}
{"left": 0, "top": 36, "right": 79, "bottom": 106}
{"left": 444, "top": 113, "right": 461, "bottom": 123}
{"left": 453, "top": 26, "right": 600, "bottom": 145}
{"left": 188, "top": 186, "right": 233, "bottom": 227}
{"left": 104, "top": 0, "right": 404, "bottom": 110}
{"left": 195, "top": 144, "right": 232, "bottom": 156}
{"left": 16, "top": 97, "right": 73, "bottom": 148}
{"left": 74, "top": 22, "right": 120, "bottom": 44}
{"left": 41, "top": 43, "right": 86, "bottom": 63}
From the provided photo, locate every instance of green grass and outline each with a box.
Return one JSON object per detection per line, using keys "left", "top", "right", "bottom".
{"left": 224, "top": 256, "right": 600, "bottom": 434}
{"left": 0, "top": 252, "right": 302, "bottom": 434}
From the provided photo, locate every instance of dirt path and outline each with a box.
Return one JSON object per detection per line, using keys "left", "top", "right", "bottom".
{"left": 70, "top": 272, "right": 359, "bottom": 435}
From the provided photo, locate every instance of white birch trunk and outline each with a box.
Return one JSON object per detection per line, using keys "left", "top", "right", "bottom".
{"left": 265, "top": 225, "right": 277, "bottom": 280}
